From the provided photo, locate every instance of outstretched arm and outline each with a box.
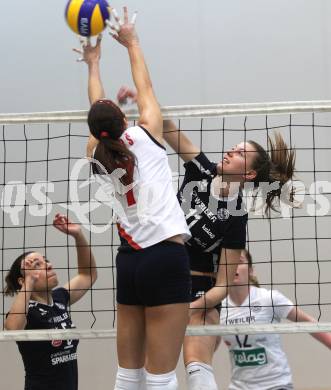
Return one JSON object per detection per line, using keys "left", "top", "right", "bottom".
{"left": 117, "top": 87, "right": 200, "bottom": 162}
{"left": 190, "top": 248, "right": 241, "bottom": 310}
{"left": 86, "top": 37, "right": 105, "bottom": 105}
{"left": 73, "top": 35, "right": 104, "bottom": 157}
{"left": 163, "top": 119, "right": 200, "bottom": 163}
{"left": 74, "top": 35, "right": 105, "bottom": 104}
{"left": 109, "top": 7, "right": 163, "bottom": 143}
{"left": 287, "top": 308, "right": 331, "bottom": 349}
{"left": 53, "top": 214, "right": 97, "bottom": 305}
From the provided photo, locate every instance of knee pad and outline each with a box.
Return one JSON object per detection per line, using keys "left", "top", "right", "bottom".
{"left": 186, "top": 362, "right": 218, "bottom": 390}
{"left": 114, "top": 366, "right": 145, "bottom": 390}
{"left": 145, "top": 369, "right": 178, "bottom": 389}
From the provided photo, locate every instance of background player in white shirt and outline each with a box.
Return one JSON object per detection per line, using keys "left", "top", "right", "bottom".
{"left": 220, "top": 249, "right": 331, "bottom": 390}
{"left": 4, "top": 214, "right": 97, "bottom": 390}
{"left": 77, "top": 7, "right": 191, "bottom": 390}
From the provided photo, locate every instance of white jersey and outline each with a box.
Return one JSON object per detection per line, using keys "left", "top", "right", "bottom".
{"left": 220, "top": 287, "right": 294, "bottom": 390}
{"left": 103, "top": 125, "right": 191, "bottom": 249}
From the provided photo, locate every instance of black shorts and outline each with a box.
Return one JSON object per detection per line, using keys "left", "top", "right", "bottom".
{"left": 269, "top": 387, "right": 293, "bottom": 390}
{"left": 191, "top": 275, "right": 221, "bottom": 312}
{"left": 116, "top": 241, "right": 191, "bottom": 306}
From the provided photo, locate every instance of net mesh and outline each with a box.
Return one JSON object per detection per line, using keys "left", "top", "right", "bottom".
{"left": 1, "top": 101, "right": 331, "bottom": 340}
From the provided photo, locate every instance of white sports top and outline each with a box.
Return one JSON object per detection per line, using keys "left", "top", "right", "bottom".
{"left": 220, "top": 287, "right": 294, "bottom": 390}
{"left": 99, "top": 125, "right": 191, "bottom": 249}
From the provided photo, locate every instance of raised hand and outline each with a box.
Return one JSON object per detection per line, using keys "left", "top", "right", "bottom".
{"left": 53, "top": 213, "right": 81, "bottom": 238}
{"left": 73, "top": 34, "right": 102, "bottom": 64}
{"left": 107, "top": 6, "right": 138, "bottom": 48}
{"left": 117, "top": 85, "right": 137, "bottom": 106}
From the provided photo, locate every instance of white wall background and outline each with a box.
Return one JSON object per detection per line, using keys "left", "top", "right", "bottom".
{"left": 0, "top": 1, "right": 331, "bottom": 389}
{"left": 1, "top": 0, "right": 331, "bottom": 114}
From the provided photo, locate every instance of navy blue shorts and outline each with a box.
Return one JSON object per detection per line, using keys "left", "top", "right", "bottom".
{"left": 191, "top": 275, "right": 221, "bottom": 312}
{"left": 116, "top": 241, "right": 191, "bottom": 306}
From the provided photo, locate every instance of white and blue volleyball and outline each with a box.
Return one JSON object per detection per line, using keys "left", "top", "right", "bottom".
{"left": 65, "top": 0, "right": 110, "bottom": 37}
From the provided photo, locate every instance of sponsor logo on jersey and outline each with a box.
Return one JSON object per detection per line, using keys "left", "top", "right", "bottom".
{"left": 227, "top": 315, "right": 255, "bottom": 325}
{"left": 232, "top": 347, "right": 268, "bottom": 367}
{"left": 51, "top": 352, "right": 78, "bottom": 366}
{"left": 48, "top": 312, "right": 69, "bottom": 324}
{"left": 38, "top": 308, "right": 48, "bottom": 316}
{"left": 192, "top": 190, "right": 218, "bottom": 223}
{"left": 55, "top": 302, "right": 65, "bottom": 310}
{"left": 217, "top": 208, "right": 230, "bottom": 220}
{"left": 251, "top": 304, "right": 262, "bottom": 313}
{"left": 52, "top": 339, "right": 63, "bottom": 348}
{"left": 202, "top": 224, "right": 215, "bottom": 239}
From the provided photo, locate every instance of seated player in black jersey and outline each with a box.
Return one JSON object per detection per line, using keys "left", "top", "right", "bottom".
{"left": 4, "top": 213, "right": 97, "bottom": 390}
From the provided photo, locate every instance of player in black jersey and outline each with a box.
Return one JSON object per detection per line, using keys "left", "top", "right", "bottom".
{"left": 4, "top": 213, "right": 97, "bottom": 390}
{"left": 162, "top": 119, "right": 296, "bottom": 389}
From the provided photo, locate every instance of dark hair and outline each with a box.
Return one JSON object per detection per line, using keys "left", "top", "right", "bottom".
{"left": 4, "top": 252, "right": 33, "bottom": 296}
{"left": 248, "top": 132, "right": 296, "bottom": 214}
{"left": 88, "top": 99, "right": 136, "bottom": 185}
{"left": 242, "top": 249, "right": 260, "bottom": 288}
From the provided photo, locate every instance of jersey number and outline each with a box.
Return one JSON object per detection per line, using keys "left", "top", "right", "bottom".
{"left": 235, "top": 335, "right": 252, "bottom": 348}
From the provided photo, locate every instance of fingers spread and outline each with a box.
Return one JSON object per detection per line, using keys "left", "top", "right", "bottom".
{"left": 79, "top": 36, "right": 88, "bottom": 47}
{"left": 109, "top": 31, "right": 119, "bottom": 40}
{"left": 123, "top": 6, "right": 129, "bottom": 24}
{"left": 111, "top": 8, "right": 122, "bottom": 25}
{"left": 131, "top": 11, "right": 137, "bottom": 25}
{"left": 96, "top": 34, "right": 102, "bottom": 44}
{"left": 72, "top": 48, "right": 83, "bottom": 54}
{"left": 107, "top": 20, "right": 120, "bottom": 33}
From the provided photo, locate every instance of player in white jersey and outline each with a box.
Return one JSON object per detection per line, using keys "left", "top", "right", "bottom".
{"left": 77, "top": 7, "right": 191, "bottom": 390}
{"left": 220, "top": 249, "right": 331, "bottom": 390}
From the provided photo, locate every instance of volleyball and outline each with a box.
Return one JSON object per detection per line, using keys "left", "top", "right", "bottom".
{"left": 65, "top": 0, "right": 111, "bottom": 37}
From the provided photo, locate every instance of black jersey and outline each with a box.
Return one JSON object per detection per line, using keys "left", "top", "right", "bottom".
{"left": 17, "top": 288, "right": 79, "bottom": 390}
{"left": 178, "top": 152, "right": 248, "bottom": 273}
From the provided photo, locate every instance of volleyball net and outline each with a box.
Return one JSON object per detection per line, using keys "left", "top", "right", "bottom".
{"left": 0, "top": 100, "right": 331, "bottom": 341}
